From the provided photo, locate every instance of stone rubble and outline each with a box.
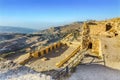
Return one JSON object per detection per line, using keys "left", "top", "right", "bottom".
{"left": 0, "top": 59, "right": 52, "bottom": 80}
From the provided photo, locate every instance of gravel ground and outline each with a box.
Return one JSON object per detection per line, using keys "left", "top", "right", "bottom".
{"left": 0, "top": 59, "right": 51, "bottom": 80}
{"left": 68, "top": 64, "right": 120, "bottom": 80}
{"left": 0, "top": 67, "right": 51, "bottom": 80}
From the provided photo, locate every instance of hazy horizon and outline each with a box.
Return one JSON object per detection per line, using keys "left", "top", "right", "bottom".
{"left": 0, "top": 0, "right": 120, "bottom": 29}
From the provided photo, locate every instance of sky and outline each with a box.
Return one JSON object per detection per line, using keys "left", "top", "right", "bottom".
{"left": 0, "top": 0, "right": 120, "bottom": 29}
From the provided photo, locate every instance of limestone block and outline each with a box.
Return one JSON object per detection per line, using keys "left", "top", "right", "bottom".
{"left": 41, "top": 57, "right": 48, "bottom": 61}
{"left": 32, "top": 51, "right": 39, "bottom": 58}
{"left": 45, "top": 47, "right": 49, "bottom": 54}
{"left": 56, "top": 50, "right": 59, "bottom": 53}
{"left": 53, "top": 43, "right": 57, "bottom": 49}
{"left": 62, "top": 46, "right": 66, "bottom": 49}
{"left": 57, "top": 42, "right": 61, "bottom": 48}
{"left": 49, "top": 46, "right": 53, "bottom": 51}
{"left": 40, "top": 50, "right": 44, "bottom": 56}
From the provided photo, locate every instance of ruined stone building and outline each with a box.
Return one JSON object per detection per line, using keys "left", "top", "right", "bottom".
{"left": 81, "top": 19, "right": 120, "bottom": 58}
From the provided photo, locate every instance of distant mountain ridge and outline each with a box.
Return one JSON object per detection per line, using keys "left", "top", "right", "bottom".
{"left": 0, "top": 26, "right": 37, "bottom": 34}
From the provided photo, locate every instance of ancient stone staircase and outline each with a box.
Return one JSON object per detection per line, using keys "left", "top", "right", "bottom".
{"left": 55, "top": 44, "right": 81, "bottom": 68}
{"left": 63, "top": 50, "right": 84, "bottom": 68}
{"left": 52, "top": 49, "right": 87, "bottom": 80}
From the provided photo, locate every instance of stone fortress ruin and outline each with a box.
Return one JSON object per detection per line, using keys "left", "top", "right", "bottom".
{"left": 2, "top": 18, "right": 120, "bottom": 80}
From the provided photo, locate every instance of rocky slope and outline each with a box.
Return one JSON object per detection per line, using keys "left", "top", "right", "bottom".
{"left": 0, "top": 22, "right": 83, "bottom": 80}
{"left": 0, "top": 22, "right": 82, "bottom": 56}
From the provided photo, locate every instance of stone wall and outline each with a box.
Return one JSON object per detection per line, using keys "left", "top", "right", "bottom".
{"left": 89, "top": 23, "right": 106, "bottom": 36}
{"left": 81, "top": 22, "right": 102, "bottom": 58}
{"left": 91, "top": 39, "right": 102, "bottom": 58}
{"left": 81, "top": 22, "right": 91, "bottom": 49}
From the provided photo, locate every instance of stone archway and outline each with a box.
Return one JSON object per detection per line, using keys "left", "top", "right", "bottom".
{"left": 106, "top": 23, "right": 112, "bottom": 31}
{"left": 88, "top": 42, "right": 92, "bottom": 49}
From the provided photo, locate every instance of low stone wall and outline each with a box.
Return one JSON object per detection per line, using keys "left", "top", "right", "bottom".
{"left": 14, "top": 53, "right": 31, "bottom": 65}
{"left": 91, "top": 39, "right": 102, "bottom": 58}
{"left": 32, "top": 41, "right": 61, "bottom": 58}
{"left": 14, "top": 41, "right": 63, "bottom": 65}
